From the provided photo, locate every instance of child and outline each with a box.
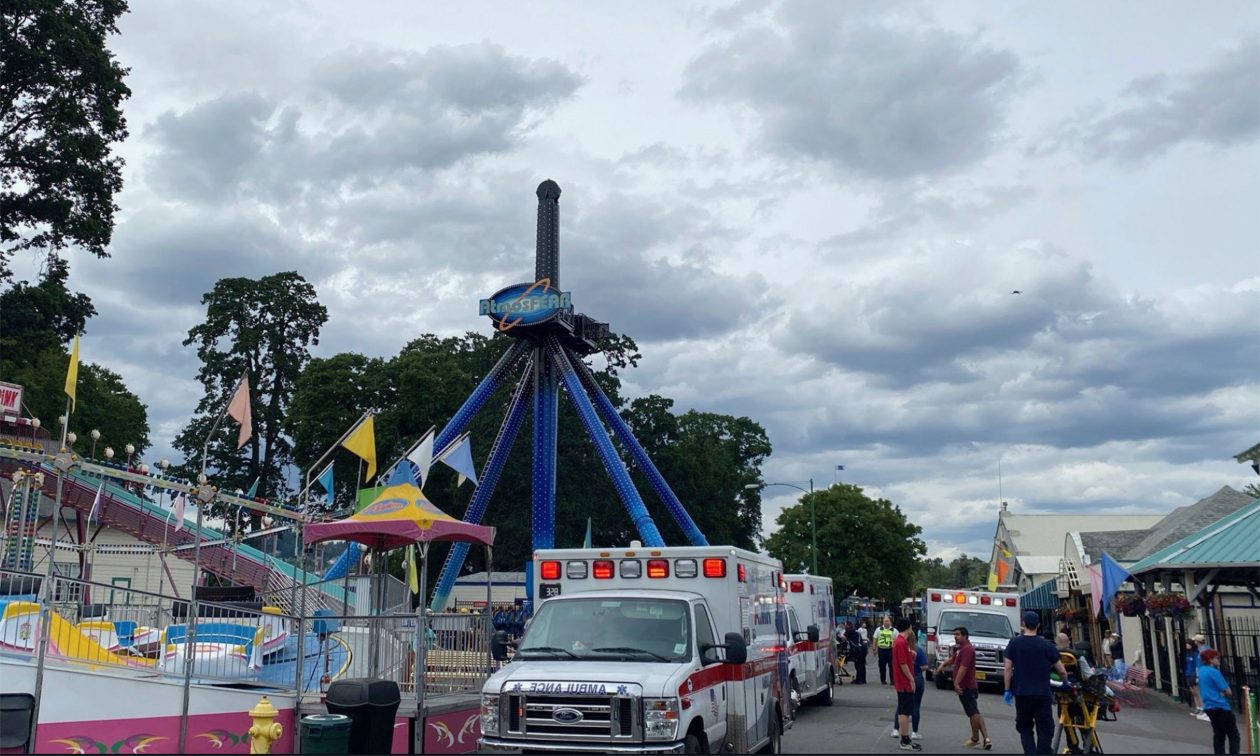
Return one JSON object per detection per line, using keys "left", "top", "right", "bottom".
{"left": 1198, "top": 649, "right": 1240, "bottom": 754}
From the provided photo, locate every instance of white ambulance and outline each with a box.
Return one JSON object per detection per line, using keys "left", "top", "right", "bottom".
{"left": 479, "top": 545, "right": 792, "bottom": 754}
{"left": 921, "top": 588, "right": 1021, "bottom": 690}
{"left": 781, "top": 574, "right": 835, "bottom": 710}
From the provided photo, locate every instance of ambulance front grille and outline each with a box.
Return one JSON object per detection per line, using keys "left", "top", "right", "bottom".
{"left": 505, "top": 693, "right": 638, "bottom": 741}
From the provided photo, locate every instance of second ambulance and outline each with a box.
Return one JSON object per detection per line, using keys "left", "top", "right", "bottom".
{"left": 781, "top": 573, "right": 836, "bottom": 710}
{"left": 921, "top": 587, "right": 1020, "bottom": 690}
{"left": 479, "top": 544, "right": 792, "bottom": 754}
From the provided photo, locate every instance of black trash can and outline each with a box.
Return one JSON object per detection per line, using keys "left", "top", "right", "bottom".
{"left": 300, "top": 714, "right": 351, "bottom": 754}
{"left": 325, "top": 678, "right": 402, "bottom": 754}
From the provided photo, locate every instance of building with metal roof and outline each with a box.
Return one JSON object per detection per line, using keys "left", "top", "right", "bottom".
{"left": 1127, "top": 499, "right": 1260, "bottom": 580}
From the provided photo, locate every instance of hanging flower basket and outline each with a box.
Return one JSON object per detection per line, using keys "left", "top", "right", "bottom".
{"left": 1055, "top": 606, "right": 1078, "bottom": 621}
{"left": 1146, "top": 592, "right": 1194, "bottom": 620}
{"left": 1112, "top": 594, "right": 1145, "bottom": 617}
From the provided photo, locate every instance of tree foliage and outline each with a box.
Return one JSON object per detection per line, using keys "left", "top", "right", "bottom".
{"left": 762, "top": 484, "right": 925, "bottom": 603}
{"left": 287, "top": 332, "right": 771, "bottom": 576}
{"left": 173, "top": 272, "right": 328, "bottom": 519}
{"left": 0, "top": 259, "right": 147, "bottom": 453}
{"left": 914, "top": 554, "right": 989, "bottom": 593}
{"left": 1, "top": 0, "right": 132, "bottom": 281}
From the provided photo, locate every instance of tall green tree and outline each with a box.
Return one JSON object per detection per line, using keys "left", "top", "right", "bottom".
{"left": 0, "top": 258, "right": 147, "bottom": 454}
{"left": 915, "top": 554, "right": 988, "bottom": 593}
{"left": 1, "top": 0, "right": 131, "bottom": 281}
{"left": 763, "top": 483, "right": 926, "bottom": 602}
{"left": 173, "top": 272, "right": 327, "bottom": 521}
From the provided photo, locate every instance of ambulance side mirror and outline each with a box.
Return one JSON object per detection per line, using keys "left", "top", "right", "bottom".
{"left": 807, "top": 625, "right": 820, "bottom": 643}
{"left": 491, "top": 630, "right": 515, "bottom": 661}
{"left": 701, "top": 632, "right": 747, "bottom": 666}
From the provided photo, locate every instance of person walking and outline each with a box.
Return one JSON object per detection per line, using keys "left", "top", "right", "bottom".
{"left": 1101, "top": 631, "right": 1114, "bottom": 668}
{"left": 844, "top": 622, "right": 867, "bottom": 684}
{"left": 1004, "top": 611, "right": 1068, "bottom": 755}
{"left": 1191, "top": 633, "right": 1211, "bottom": 720}
{"left": 1198, "top": 649, "right": 1240, "bottom": 754}
{"left": 935, "top": 626, "right": 992, "bottom": 750}
{"left": 888, "top": 625, "right": 927, "bottom": 740}
{"left": 891, "top": 618, "right": 922, "bottom": 751}
{"left": 874, "top": 616, "right": 896, "bottom": 685}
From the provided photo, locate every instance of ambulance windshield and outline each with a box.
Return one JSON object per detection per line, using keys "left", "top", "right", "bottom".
{"left": 938, "top": 610, "right": 1014, "bottom": 639}
{"left": 518, "top": 598, "right": 692, "bottom": 662}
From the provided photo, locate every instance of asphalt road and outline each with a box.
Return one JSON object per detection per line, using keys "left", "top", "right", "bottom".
{"left": 785, "top": 654, "right": 1217, "bottom": 754}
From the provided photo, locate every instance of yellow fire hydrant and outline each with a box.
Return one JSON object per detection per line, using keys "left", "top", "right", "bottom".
{"left": 247, "top": 696, "right": 283, "bottom": 754}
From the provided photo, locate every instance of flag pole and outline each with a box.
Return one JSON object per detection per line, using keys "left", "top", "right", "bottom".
{"left": 379, "top": 426, "right": 436, "bottom": 486}
{"left": 300, "top": 409, "right": 373, "bottom": 507}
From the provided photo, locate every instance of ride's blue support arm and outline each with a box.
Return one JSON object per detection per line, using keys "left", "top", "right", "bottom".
{"left": 571, "top": 355, "right": 707, "bottom": 546}
{"left": 531, "top": 345, "right": 559, "bottom": 550}
{"left": 433, "top": 340, "right": 529, "bottom": 455}
{"left": 323, "top": 542, "right": 360, "bottom": 581}
{"left": 548, "top": 339, "right": 664, "bottom": 547}
{"left": 430, "top": 361, "right": 535, "bottom": 612}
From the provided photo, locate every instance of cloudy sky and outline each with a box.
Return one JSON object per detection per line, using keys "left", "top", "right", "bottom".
{"left": 22, "top": 0, "right": 1260, "bottom": 559}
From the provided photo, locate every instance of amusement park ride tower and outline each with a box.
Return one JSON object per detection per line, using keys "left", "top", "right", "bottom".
{"left": 427, "top": 181, "right": 708, "bottom": 610}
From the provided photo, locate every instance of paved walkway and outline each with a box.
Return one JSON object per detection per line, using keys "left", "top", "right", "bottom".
{"left": 789, "top": 653, "right": 1216, "bottom": 753}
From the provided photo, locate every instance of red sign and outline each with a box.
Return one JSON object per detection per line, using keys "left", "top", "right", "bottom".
{"left": 423, "top": 707, "right": 480, "bottom": 753}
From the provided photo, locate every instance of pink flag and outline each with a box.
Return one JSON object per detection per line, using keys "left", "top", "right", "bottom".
{"left": 1088, "top": 564, "right": 1103, "bottom": 617}
{"left": 172, "top": 493, "right": 187, "bottom": 532}
{"left": 227, "top": 375, "right": 252, "bottom": 449}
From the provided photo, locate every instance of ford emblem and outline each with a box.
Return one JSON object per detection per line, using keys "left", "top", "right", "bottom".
{"left": 552, "top": 708, "right": 583, "bottom": 724}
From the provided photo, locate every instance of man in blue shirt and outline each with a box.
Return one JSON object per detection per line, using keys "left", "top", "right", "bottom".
{"left": 1198, "top": 649, "right": 1239, "bottom": 754}
{"left": 1004, "top": 611, "right": 1068, "bottom": 755}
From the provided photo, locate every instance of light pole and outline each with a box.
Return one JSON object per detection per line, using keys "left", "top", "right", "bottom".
{"left": 747, "top": 478, "right": 816, "bottom": 574}
{"left": 90, "top": 429, "right": 100, "bottom": 460}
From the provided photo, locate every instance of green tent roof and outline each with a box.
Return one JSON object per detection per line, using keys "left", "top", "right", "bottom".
{"left": 1128, "top": 499, "right": 1260, "bottom": 574}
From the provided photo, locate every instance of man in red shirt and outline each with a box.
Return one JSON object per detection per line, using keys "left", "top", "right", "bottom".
{"left": 892, "top": 618, "right": 922, "bottom": 751}
{"left": 935, "top": 626, "right": 992, "bottom": 750}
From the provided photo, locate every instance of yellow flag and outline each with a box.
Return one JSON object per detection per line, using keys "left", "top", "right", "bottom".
{"left": 987, "top": 571, "right": 999, "bottom": 591}
{"left": 64, "top": 333, "right": 81, "bottom": 412}
{"left": 407, "top": 544, "right": 419, "bottom": 595}
{"left": 341, "top": 414, "right": 376, "bottom": 481}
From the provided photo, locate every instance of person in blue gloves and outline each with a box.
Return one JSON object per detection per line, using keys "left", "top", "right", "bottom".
{"left": 1004, "top": 611, "right": 1068, "bottom": 755}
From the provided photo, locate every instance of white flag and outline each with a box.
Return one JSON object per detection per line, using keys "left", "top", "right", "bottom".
{"left": 172, "top": 493, "right": 187, "bottom": 532}
{"left": 88, "top": 482, "right": 104, "bottom": 524}
{"left": 405, "top": 428, "right": 436, "bottom": 489}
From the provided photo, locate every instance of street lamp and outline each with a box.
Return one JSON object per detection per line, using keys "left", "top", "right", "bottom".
{"left": 746, "top": 478, "right": 817, "bottom": 574}
{"left": 90, "top": 429, "right": 100, "bottom": 459}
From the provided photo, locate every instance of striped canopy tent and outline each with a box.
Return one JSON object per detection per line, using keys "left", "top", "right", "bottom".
{"left": 1020, "top": 578, "right": 1060, "bottom": 610}
{"left": 304, "top": 471, "right": 495, "bottom": 549}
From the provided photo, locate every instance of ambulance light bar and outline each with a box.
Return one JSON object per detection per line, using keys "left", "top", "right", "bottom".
{"left": 929, "top": 591, "right": 1016, "bottom": 606}
{"left": 541, "top": 561, "right": 562, "bottom": 580}
{"left": 703, "top": 558, "right": 726, "bottom": 578}
{"left": 540, "top": 555, "right": 756, "bottom": 583}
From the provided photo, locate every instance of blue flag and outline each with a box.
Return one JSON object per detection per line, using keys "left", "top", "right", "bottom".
{"left": 244, "top": 477, "right": 259, "bottom": 499}
{"left": 582, "top": 518, "right": 592, "bottom": 548}
{"left": 316, "top": 462, "right": 335, "bottom": 508}
{"left": 437, "top": 433, "right": 478, "bottom": 486}
{"left": 1099, "top": 551, "right": 1131, "bottom": 621}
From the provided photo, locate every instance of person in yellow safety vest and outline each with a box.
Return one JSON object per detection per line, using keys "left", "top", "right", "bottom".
{"left": 874, "top": 615, "right": 897, "bottom": 685}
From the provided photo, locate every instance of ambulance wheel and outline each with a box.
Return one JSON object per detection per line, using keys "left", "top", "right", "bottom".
{"left": 816, "top": 671, "right": 834, "bottom": 706}
{"left": 760, "top": 711, "right": 782, "bottom": 754}
{"left": 935, "top": 674, "right": 950, "bottom": 690}
{"left": 683, "top": 733, "right": 706, "bottom": 754}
